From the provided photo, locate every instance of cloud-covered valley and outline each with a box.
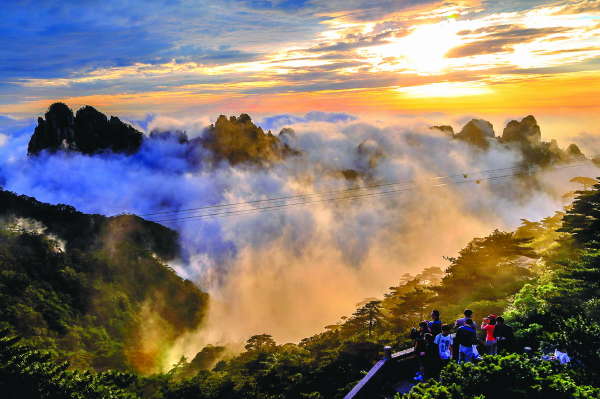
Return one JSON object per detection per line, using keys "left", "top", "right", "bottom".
{"left": 0, "top": 105, "right": 597, "bottom": 363}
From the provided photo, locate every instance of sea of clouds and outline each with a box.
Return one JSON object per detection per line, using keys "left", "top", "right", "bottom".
{"left": 0, "top": 111, "right": 598, "bottom": 362}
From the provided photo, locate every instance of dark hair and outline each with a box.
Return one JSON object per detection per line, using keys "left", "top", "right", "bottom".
{"left": 441, "top": 324, "right": 451, "bottom": 332}
{"left": 464, "top": 309, "right": 473, "bottom": 317}
{"left": 432, "top": 310, "right": 440, "bottom": 316}
{"left": 489, "top": 317, "right": 497, "bottom": 325}
{"left": 465, "top": 318, "right": 474, "bottom": 326}
{"left": 496, "top": 316, "right": 504, "bottom": 323}
{"left": 419, "top": 321, "right": 428, "bottom": 328}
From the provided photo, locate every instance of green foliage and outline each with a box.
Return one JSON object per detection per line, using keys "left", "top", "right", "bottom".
{"left": 244, "top": 334, "right": 277, "bottom": 352}
{"left": 548, "top": 316, "right": 600, "bottom": 373}
{"left": 0, "top": 189, "right": 208, "bottom": 373}
{"left": 560, "top": 180, "right": 600, "bottom": 248}
{"left": 435, "top": 230, "right": 537, "bottom": 311}
{"left": 346, "top": 300, "right": 383, "bottom": 339}
{"left": 400, "top": 354, "right": 600, "bottom": 399}
{"left": 0, "top": 331, "right": 139, "bottom": 399}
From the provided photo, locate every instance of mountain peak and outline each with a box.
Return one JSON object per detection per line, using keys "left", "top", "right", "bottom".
{"left": 501, "top": 115, "right": 541, "bottom": 145}
{"left": 455, "top": 119, "right": 495, "bottom": 149}
{"left": 28, "top": 103, "right": 143, "bottom": 155}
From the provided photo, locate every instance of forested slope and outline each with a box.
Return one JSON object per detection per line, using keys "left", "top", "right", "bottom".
{"left": 0, "top": 189, "right": 208, "bottom": 373}
{"left": 3, "top": 179, "right": 600, "bottom": 398}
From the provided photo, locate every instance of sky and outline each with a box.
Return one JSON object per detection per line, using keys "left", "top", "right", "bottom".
{"left": 0, "top": 0, "right": 600, "bottom": 140}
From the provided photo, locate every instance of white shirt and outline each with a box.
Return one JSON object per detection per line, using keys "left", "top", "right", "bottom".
{"left": 434, "top": 333, "right": 453, "bottom": 360}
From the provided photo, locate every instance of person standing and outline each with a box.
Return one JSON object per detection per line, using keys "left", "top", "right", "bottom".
{"left": 455, "top": 319, "right": 478, "bottom": 363}
{"left": 455, "top": 309, "right": 473, "bottom": 328}
{"left": 434, "top": 324, "right": 454, "bottom": 369}
{"left": 481, "top": 317, "right": 497, "bottom": 355}
{"left": 493, "top": 316, "right": 514, "bottom": 353}
{"left": 412, "top": 321, "right": 432, "bottom": 380}
{"left": 453, "top": 309, "right": 473, "bottom": 359}
{"left": 428, "top": 310, "right": 442, "bottom": 336}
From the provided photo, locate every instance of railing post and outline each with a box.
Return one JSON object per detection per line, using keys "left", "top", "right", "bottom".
{"left": 384, "top": 346, "right": 392, "bottom": 360}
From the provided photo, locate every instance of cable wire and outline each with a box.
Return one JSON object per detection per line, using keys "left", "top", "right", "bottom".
{"left": 148, "top": 161, "right": 593, "bottom": 223}
{"left": 140, "top": 164, "right": 531, "bottom": 217}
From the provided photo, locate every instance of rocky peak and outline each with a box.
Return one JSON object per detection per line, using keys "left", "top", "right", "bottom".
{"left": 201, "top": 114, "right": 299, "bottom": 165}
{"left": 501, "top": 115, "right": 541, "bottom": 145}
{"left": 455, "top": 119, "right": 495, "bottom": 149}
{"left": 27, "top": 103, "right": 76, "bottom": 154}
{"left": 566, "top": 143, "right": 583, "bottom": 157}
{"left": 278, "top": 127, "right": 297, "bottom": 147}
{"left": 28, "top": 103, "right": 143, "bottom": 155}
{"left": 430, "top": 125, "right": 454, "bottom": 137}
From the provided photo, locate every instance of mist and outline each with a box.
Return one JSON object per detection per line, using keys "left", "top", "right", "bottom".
{"left": 0, "top": 112, "right": 597, "bottom": 366}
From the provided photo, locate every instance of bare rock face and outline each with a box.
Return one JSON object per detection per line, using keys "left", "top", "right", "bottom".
{"left": 28, "top": 103, "right": 76, "bottom": 154}
{"left": 28, "top": 103, "right": 143, "bottom": 155}
{"left": 567, "top": 143, "right": 584, "bottom": 158}
{"left": 455, "top": 119, "right": 495, "bottom": 149}
{"left": 430, "top": 125, "right": 454, "bottom": 137}
{"left": 278, "top": 127, "right": 297, "bottom": 147}
{"left": 501, "top": 115, "right": 541, "bottom": 146}
{"left": 200, "top": 114, "right": 300, "bottom": 165}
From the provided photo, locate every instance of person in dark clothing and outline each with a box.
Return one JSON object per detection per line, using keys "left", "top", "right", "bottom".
{"left": 422, "top": 332, "right": 438, "bottom": 378}
{"left": 413, "top": 322, "right": 430, "bottom": 351}
{"left": 455, "top": 309, "right": 473, "bottom": 328}
{"left": 493, "top": 316, "right": 514, "bottom": 353}
{"left": 427, "top": 310, "right": 443, "bottom": 372}
{"left": 412, "top": 321, "right": 432, "bottom": 379}
{"left": 428, "top": 310, "right": 442, "bottom": 336}
{"left": 452, "top": 309, "right": 473, "bottom": 359}
{"left": 456, "top": 319, "right": 478, "bottom": 362}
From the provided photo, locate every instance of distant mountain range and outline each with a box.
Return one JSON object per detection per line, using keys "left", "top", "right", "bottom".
{"left": 28, "top": 103, "right": 585, "bottom": 176}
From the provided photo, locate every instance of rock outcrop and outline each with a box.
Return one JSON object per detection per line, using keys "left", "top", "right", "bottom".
{"left": 501, "top": 115, "right": 541, "bottom": 145}
{"left": 455, "top": 119, "right": 495, "bottom": 149}
{"left": 199, "top": 114, "right": 300, "bottom": 166}
{"left": 430, "top": 125, "right": 454, "bottom": 137}
{"left": 432, "top": 114, "right": 587, "bottom": 167}
{"left": 566, "top": 143, "right": 583, "bottom": 157}
{"left": 28, "top": 103, "right": 143, "bottom": 155}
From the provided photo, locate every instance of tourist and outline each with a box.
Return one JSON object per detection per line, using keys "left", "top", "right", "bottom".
{"left": 428, "top": 310, "right": 442, "bottom": 336}
{"left": 412, "top": 321, "right": 432, "bottom": 380}
{"left": 494, "top": 316, "right": 514, "bottom": 353}
{"left": 481, "top": 317, "right": 497, "bottom": 355}
{"left": 434, "top": 324, "right": 453, "bottom": 368}
{"left": 455, "top": 309, "right": 473, "bottom": 328}
{"left": 456, "top": 319, "right": 478, "bottom": 363}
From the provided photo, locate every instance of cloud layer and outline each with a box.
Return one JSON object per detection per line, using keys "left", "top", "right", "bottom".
{"left": 1, "top": 112, "right": 598, "bottom": 364}
{"left": 1, "top": 0, "right": 599, "bottom": 118}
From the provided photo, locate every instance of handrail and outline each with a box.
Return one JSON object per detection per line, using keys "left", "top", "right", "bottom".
{"left": 344, "top": 346, "right": 416, "bottom": 399}
{"left": 343, "top": 359, "right": 388, "bottom": 399}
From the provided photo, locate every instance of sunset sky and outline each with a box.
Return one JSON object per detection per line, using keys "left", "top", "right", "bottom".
{"left": 1, "top": 0, "right": 600, "bottom": 141}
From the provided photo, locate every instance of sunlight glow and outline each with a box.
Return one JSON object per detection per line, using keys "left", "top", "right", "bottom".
{"left": 395, "top": 81, "right": 493, "bottom": 98}
{"left": 362, "top": 20, "right": 462, "bottom": 75}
